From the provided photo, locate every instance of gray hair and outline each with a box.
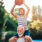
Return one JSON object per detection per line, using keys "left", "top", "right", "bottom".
{"left": 17, "top": 25, "right": 25, "bottom": 31}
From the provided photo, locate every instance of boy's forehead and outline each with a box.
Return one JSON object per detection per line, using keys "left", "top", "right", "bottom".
{"left": 19, "top": 8, "right": 24, "bottom": 10}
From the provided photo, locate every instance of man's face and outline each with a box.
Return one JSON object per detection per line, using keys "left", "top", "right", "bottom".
{"left": 17, "top": 27, "right": 25, "bottom": 37}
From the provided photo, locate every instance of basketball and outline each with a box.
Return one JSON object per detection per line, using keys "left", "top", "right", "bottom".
{"left": 15, "top": 0, "right": 24, "bottom": 5}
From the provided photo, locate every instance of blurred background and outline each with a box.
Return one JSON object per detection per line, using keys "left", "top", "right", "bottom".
{"left": 0, "top": 0, "right": 42, "bottom": 42}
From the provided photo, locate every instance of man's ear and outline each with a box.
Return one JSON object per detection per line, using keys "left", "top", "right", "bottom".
{"left": 24, "top": 30, "right": 25, "bottom": 33}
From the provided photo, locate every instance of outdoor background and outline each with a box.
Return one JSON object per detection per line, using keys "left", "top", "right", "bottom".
{"left": 0, "top": 0, "right": 42, "bottom": 42}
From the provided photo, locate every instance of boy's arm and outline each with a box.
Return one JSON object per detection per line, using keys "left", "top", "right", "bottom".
{"left": 10, "top": 4, "right": 17, "bottom": 18}
{"left": 24, "top": 3, "right": 30, "bottom": 18}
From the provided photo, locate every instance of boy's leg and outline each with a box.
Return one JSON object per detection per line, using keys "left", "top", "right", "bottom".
{"left": 24, "top": 30, "right": 30, "bottom": 36}
{"left": 24, "top": 30, "right": 32, "bottom": 42}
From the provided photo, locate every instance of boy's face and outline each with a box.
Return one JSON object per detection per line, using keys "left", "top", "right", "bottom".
{"left": 19, "top": 8, "right": 25, "bottom": 15}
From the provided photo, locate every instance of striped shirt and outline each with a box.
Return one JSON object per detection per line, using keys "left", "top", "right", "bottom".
{"left": 17, "top": 16, "right": 28, "bottom": 30}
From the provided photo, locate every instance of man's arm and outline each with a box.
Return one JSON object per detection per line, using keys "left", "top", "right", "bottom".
{"left": 24, "top": 3, "right": 30, "bottom": 18}
{"left": 10, "top": 4, "right": 17, "bottom": 18}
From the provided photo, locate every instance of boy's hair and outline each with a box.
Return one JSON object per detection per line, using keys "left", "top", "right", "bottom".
{"left": 19, "top": 8, "right": 25, "bottom": 15}
{"left": 19, "top": 8, "right": 25, "bottom": 12}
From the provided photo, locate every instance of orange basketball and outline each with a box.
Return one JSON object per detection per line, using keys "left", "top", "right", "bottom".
{"left": 15, "top": 0, "right": 24, "bottom": 5}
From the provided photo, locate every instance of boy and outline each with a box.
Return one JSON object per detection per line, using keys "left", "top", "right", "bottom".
{"left": 9, "top": 1, "right": 30, "bottom": 42}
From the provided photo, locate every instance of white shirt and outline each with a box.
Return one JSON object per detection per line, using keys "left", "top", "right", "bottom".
{"left": 17, "top": 37, "right": 25, "bottom": 42}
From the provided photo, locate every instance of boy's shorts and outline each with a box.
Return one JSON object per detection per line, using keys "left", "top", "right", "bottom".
{"left": 13, "top": 30, "right": 30, "bottom": 38}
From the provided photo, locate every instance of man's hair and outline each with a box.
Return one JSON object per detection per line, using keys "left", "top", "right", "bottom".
{"left": 17, "top": 25, "right": 25, "bottom": 31}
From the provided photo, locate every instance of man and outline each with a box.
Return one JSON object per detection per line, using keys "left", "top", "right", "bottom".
{"left": 9, "top": 25, "right": 32, "bottom": 42}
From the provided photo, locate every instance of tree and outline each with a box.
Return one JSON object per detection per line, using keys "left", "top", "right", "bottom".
{"left": 32, "top": 6, "right": 42, "bottom": 21}
{"left": 0, "top": 0, "right": 7, "bottom": 41}
{"left": 0, "top": 0, "right": 18, "bottom": 42}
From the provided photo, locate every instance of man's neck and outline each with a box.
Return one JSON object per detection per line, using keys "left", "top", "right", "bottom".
{"left": 19, "top": 36, "right": 24, "bottom": 38}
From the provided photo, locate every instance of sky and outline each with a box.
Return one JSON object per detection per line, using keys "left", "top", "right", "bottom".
{"left": 3, "top": 0, "right": 42, "bottom": 21}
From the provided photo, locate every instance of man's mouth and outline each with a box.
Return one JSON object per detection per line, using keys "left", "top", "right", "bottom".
{"left": 18, "top": 34, "right": 23, "bottom": 37}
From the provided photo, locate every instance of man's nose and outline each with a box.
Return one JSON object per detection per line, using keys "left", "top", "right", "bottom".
{"left": 19, "top": 31, "right": 21, "bottom": 33}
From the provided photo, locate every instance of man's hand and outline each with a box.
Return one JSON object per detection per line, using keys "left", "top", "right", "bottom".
{"left": 9, "top": 37, "right": 17, "bottom": 42}
{"left": 24, "top": 36, "right": 29, "bottom": 40}
{"left": 24, "top": 36, "right": 32, "bottom": 42}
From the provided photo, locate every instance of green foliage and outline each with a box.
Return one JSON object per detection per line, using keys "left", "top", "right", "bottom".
{"left": 28, "top": 20, "right": 42, "bottom": 39}
{"left": 5, "top": 31, "right": 17, "bottom": 42}
{"left": 0, "top": 0, "right": 5, "bottom": 41}
{"left": 0, "top": 5, "right": 5, "bottom": 30}
{"left": 0, "top": 0, "right": 18, "bottom": 41}
{"left": 5, "top": 16, "right": 18, "bottom": 31}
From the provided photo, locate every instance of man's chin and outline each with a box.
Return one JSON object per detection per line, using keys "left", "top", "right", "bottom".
{"left": 18, "top": 34, "right": 23, "bottom": 37}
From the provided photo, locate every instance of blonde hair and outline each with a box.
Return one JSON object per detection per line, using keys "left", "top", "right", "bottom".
{"left": 19, "top": 8, "right": 25, "bottom": 14}
{"left": 19, "top": 8, "right": 25, "bottom": 11}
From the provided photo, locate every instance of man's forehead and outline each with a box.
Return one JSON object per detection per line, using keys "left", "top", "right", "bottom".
{"left": 17, "top": 27, "right": 24, "bottom": 30}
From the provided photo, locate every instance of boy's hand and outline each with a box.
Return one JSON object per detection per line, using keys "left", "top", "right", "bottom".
{"left": 23, "top": 0, "right": 25, "bottom": 4}
{"left": 23, "top": 1, "right": 27, "bottom": 5}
